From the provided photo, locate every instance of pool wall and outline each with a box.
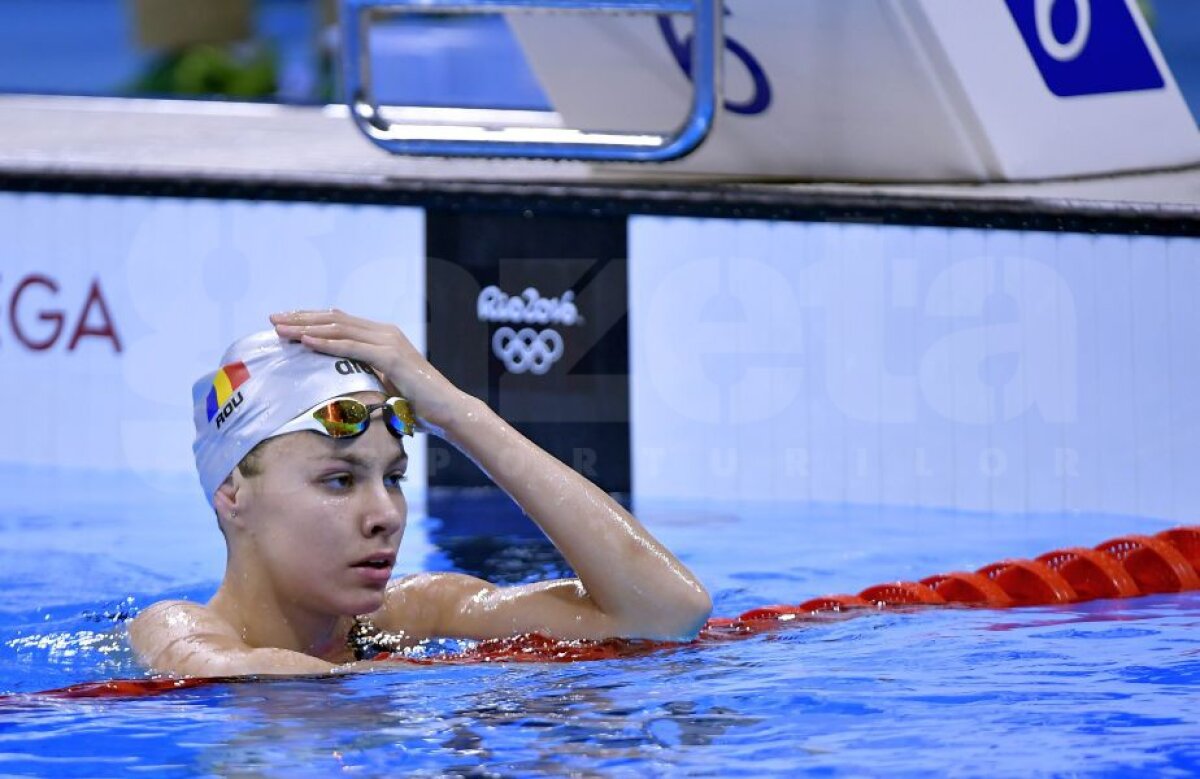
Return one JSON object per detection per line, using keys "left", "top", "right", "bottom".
{"left": 629, "top": 217, "right": 1200, "bottom": 521}
{"left": 0, "top": 193, "right": 428, "bottom": 511}
{"left": 1, "top": 179, "right": 1198, "bottom": 525}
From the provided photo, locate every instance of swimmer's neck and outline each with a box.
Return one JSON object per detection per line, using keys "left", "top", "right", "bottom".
{"left": 208, "top": 577, "right": 354, "bottom": 662}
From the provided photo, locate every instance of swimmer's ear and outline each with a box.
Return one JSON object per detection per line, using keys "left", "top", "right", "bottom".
{"left": 212, "top": 477, "right": 245, "bottom": 530}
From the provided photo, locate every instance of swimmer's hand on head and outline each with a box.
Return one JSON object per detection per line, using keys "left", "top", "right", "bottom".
{"left": 269, "top": 309, "right": 467, "bottom": 438}
{"left": 129, "top": 309, "right": 710, "bottom": 678}
{"left": 269, "top": 309, "right": 712, "bottom": 635}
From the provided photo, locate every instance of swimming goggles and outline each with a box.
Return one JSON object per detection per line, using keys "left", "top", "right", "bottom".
{"left": 272, "top": 396, "right": 415, "bottom": 441}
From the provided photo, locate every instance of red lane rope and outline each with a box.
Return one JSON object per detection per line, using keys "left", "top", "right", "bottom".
{"left": 11, "top": 524, "right": 1200, "bottom": 701}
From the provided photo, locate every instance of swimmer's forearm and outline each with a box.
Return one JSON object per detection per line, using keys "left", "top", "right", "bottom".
{"left": 140, "top": 644, "right": 335, "bottom": 678}
{"left": 147, "top": 647, "right": 413, "bottom": 678}
{"left": 177, "top": 650, "right": 420, "bottom": 677}
{"left": 439, "top": 394, "right": 711, "bottom": 638}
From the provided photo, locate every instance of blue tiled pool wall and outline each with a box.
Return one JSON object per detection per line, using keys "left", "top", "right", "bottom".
{"left": 1, "top": 191, "right": 1198, "bottom": 532}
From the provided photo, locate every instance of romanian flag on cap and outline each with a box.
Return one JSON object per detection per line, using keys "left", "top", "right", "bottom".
{"left": 205, "top": 361, "right": 250, "bottom": 422}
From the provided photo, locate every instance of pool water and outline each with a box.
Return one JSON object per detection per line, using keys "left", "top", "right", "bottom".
{"left": 2, "top": 471, "right": 1200, "bottom": 776}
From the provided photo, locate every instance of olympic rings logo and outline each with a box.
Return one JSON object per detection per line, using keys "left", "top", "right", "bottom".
{"left": 657, "top": 9, "right": 772, "bottom": 116}
{"left": 492, "top": 327, "right": 564, "bottom": 375}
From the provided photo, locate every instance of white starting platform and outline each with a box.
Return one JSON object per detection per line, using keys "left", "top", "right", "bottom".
{"left": 0, "top": 94, "right": 1196, "bottom": 226}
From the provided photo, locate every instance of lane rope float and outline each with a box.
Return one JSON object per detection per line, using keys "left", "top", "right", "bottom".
{"left": 12, "top": 525, "right": 1200, "bottom": 701}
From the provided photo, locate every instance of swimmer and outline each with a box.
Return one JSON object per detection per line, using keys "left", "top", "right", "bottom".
{"left": 129, "top": 309, "right": 711, "bottom": 676}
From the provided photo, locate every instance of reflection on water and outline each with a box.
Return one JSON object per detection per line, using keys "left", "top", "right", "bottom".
{"left": 3, "top": 495, "right": 1200, "bottom": 774}
{"left": 3, "top": 592, "right": 1200, "bottom": 774}
{"left": 3, "top": 601, "right": 136, "bottom": 688}
{"left": 179, "top": 651, "right": 757, "bottom": 776}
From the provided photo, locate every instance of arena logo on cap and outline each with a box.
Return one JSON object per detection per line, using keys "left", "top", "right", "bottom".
{"left": 206, "top": 361, "right": 250, "bottom": 429}
{"left": 334, "top": 358, "right": 374, "bottom": 376}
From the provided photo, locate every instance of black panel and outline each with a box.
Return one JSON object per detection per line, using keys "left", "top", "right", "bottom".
{"left": 426, "top": 210, "right": 631, "bottom": 493}
{"left": 3, "top": 171, "right": 1197, "bottom": 238}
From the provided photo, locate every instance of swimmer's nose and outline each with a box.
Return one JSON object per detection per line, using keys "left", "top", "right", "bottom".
{"left": 360, "top": 484, "right": 406, "bottom": 538}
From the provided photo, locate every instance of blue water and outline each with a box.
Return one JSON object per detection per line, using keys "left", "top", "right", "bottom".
{"left": 2, "top": 468, "right": 1200, "bottom": 775}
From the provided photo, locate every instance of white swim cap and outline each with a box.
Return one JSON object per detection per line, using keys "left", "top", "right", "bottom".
{"left": 192, "top": 330, "right": 385, "bottom": 504}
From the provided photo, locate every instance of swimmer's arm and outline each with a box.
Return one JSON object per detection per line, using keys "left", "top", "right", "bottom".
{"left": 373, "top": 400, "right": 711, "bottom": 642}
{"left": 381, "top": 572, "right": 689, "bottom": 642}
{"left": 438, "top": 397, "right": 711, "bottom": 640}
{"left": 128, "top": 601, "right": 334, "bottom": 677}
{"left": 271, "top": 311, "right": 711, "bottom": 640}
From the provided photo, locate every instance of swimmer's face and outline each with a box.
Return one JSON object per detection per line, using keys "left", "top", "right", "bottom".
{"left": 224, "top": 391, "right": 408, "bottom": 617}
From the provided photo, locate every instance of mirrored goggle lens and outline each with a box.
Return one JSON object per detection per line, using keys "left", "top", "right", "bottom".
{"left": 313, "top": 399, "right": 370, "bottom": 438}
{"left": 385, "top": 398, "right": 415, "bottom": 437}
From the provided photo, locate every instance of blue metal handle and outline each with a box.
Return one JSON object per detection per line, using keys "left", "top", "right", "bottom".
{"left": 340, "top": 0, "right": 721, "bottom": 162}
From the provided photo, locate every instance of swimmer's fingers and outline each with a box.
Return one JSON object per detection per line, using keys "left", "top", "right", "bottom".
{"left": 272, "top": 312, "right": 417, "bottom": 364}
{"left": 278, "top": 328, "right": 419, "bottom": 389}
{"left": 271, "top": 309, "right": 385, "bottom": 335}
{"left": 289, "top": 332, "right": 392, "bottom": 365}
{"left": 290, "top": 333, "right": 405, "bottom": 387}
{"left": 274, "top": 320, "right": 386, "bottom": 346}
{"left": 275, "top": 320, "right": 420, "bottom": 358}
{"left": 271, "top": 308, "right": 357, "bottom": 325}
{"left": 272, "top": 312, "right": 417, "bottom": 353}
{"left": 272, "top": 310, "right": 384, "bottom": 340}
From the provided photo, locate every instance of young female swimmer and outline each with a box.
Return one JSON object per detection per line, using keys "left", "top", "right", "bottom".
{"left": 129, "top": 310, "right": 711, "bottom": 676}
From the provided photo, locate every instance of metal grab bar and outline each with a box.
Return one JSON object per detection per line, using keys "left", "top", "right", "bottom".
{"left": 340, "top": 0, "right": 721, "bottom": 161}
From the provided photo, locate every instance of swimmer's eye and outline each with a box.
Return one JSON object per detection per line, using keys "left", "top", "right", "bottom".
{"left": 322, "top": 473, "right": 354, "bottom": 491}
{"left": 318, "top": 471, "right": 406, "bottom": 491}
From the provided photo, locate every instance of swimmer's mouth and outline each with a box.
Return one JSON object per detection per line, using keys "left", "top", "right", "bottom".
{"left": 352, "top": 554, "right": 395, "bottom": 570}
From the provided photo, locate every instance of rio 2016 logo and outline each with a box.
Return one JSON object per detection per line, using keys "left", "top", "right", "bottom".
{"left": 657, "top": 9, "right": 772, "bottom": 116}
{"left": 1004, "top": 0, "right": 1164, "bottom": 96}
{"left": 476, "top": 286, "right": 580, "bottom": 376}
{"left": 491, "top": 327, "right": 564, "bottom": 376}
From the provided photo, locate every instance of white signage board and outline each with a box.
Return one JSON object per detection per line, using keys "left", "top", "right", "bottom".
{"left": 629, "top": 215, "right": 1200, "bottom": 523}
{"left": 0, "top": 193, "right": 426, "bottom": 514}
{"left": 509, "top": 0, "right": 1199, "bottom": 180}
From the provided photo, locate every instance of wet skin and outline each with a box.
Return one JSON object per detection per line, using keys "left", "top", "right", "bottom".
{"left": 130, "top": 310, "right": 712, "bottom": 676}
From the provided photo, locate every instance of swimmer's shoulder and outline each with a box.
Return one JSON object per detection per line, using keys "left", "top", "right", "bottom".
{"left": 128, "top": 599, "right": 243, "bottom": 671}
{"left": 129, "top": 599, "right": 335, "bottom": 677}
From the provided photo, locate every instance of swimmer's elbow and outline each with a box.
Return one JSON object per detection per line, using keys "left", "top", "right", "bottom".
{"left": 694, "top": 585, "right": 714, "bottom": 622}
{"left": 636, "top": 583, "right": 712, "bottom": 642}
{"left": 675, "top": 585, "right": 714, "bottom": 639}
